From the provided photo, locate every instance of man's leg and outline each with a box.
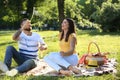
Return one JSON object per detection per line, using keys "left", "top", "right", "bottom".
{"left": 4, "top": 46, "right": 23, "bottom": 69}
{"left": 6, "top": 59, "right": 36, "bottom": 76}
{"left": 16, "top": 59, "right": 36, "bottom": 73}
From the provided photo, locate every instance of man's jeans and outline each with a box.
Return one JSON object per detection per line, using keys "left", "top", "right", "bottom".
{"left": 4, "top": 46, "right": 37, "bottom": 73}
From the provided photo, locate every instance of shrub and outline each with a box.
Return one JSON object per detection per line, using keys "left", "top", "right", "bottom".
{"left": 91, "top": 1, "right": 120, "bottom": 32}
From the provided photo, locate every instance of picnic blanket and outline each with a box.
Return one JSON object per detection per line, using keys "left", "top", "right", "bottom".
{"left": 25, "top": 58, "right": 117, "bottom": 76}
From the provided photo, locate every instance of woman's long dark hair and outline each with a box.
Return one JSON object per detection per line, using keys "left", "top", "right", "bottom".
{"left": 60, "top": 18, "right": 76, "bottom": 42}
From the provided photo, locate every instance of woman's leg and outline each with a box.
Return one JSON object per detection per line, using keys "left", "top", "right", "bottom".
{"left": 63, "top": 54, "right": 81, "bottom": 74}
{"left": 63, "top": 54, "right": 79, "bottom": 66}
{"left": 46, "top": 52, "right": 71, "bottom": 69}
{"left": 44, "top": 55, "right": 62, "bottom": 72}
{"left": 46, "top": 52, "right": 80, "bottom": 74}
{"left": 44, "top": 55, "right": 73, "bottom": 76}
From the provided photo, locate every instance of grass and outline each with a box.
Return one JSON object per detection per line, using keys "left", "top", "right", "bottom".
{"left": 0, "top": 30, "right": 120, "bottom": 80}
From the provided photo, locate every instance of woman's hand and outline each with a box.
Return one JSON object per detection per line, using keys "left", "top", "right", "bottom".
{"left": 60, "top": 51, "right": 65, "bottom": 56}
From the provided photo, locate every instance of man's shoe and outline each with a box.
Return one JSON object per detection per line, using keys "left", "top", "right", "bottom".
{"left": 0, "top": 61, "right": 9, "bottom": 72}
{"left": 6, "top": 69, "right": 18, "bottom": 77}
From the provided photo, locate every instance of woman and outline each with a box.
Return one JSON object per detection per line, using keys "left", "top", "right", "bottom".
{"left": 44, "top": 18, "right": 80, "bottom": 76}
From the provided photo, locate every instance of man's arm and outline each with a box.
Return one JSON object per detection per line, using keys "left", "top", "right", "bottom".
{"left": 13, "top": 20, "right": 27, "bottom": 41}
{"left": 12, "top": 28, "right": 22, "bottom": 41}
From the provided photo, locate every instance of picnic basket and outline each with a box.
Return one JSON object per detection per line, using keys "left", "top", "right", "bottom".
{"left": 79, "top": 42, "right": 107, "bottom": 67}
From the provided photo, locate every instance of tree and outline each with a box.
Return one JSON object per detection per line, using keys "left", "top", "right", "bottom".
{"left": 57, "top": 0, "right": 65, "bottom": 31}
{"left": 0, "top": 0, "right": 24, "bottom": 29}
{"left": 91, "top": 1, "right": 120, "bottom": 32}
{"left": 0, "top": 0, "right": 40, "bottom": 29}
{"left": 24, "top": 0, "right": 37, "bottom": 19}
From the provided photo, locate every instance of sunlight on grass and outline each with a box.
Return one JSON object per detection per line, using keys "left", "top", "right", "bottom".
{"left": 0, "top": 30, "right": 120, "bottom": 80}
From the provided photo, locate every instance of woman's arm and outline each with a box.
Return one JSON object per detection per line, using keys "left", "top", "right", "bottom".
{"left": 60, "top": 37, "right": 76, "bottom": 56}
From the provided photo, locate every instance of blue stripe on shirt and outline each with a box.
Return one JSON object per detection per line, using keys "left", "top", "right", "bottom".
{"left": 20, "top": 52, "right": 38, "bottom": 58}
{"left": 19, "top": 48, "right": 38, "bottom": 53}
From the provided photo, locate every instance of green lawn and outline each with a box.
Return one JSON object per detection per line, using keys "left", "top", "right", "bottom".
{"left": 0, "top": 30, "right": 120, "bottom": 80}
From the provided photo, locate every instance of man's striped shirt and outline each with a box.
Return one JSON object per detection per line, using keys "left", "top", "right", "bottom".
{"left": 18, "top": 31, "right": 45, "bottom": 57}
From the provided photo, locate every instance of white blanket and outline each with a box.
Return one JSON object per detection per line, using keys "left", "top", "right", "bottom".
{"left": 25, "top": 58, "right": 117, "bottom": 76}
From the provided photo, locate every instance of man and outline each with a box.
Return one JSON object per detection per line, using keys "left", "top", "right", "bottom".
{"left": 0, "top": 18, "right": 47, "bottom": 76}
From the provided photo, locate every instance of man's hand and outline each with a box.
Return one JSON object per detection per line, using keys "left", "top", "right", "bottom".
{"left": 21, "top": 21, "right": 27, "bottom": 30}
{"left": 39, "top": 44, "right": 47, "bottom": 51}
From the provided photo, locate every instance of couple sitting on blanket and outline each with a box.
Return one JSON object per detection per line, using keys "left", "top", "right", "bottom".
{"left": 0, "top": 18, "right": 81, "bottom": 76}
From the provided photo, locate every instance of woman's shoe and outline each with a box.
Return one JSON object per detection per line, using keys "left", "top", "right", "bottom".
{"left": 59, "top": 69, "right": 73, "bottom": 76}
{"left": 68, "top": 66, "right": 81, "bottom": 74}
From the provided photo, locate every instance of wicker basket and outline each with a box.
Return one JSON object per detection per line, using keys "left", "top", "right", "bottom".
{"left": 84, "top": 42, "right": 106, "bottom": 67}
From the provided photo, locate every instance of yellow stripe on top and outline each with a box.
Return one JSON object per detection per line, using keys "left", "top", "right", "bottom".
{"left": 59, "top": 33, "right": 77, "bottom": 53}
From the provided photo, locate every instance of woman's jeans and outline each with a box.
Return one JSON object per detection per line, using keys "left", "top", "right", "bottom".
{"left": 44, "top": 52, "right": 78, "bottom": 72}
{"left": 4, "top": 46, "right": 37, "bottom": 73}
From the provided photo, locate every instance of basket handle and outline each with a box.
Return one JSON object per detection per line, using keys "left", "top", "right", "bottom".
{"left": 88, "top": 42, "right": 101, "bottom": 54}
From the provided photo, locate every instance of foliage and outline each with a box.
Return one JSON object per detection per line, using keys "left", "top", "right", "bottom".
{"left": 32, "top": 0, "right": 58, "bottom": 30}
{"left": 0, "top": 0, "right": 38, "bottom": 29}
{"left": 91, "top": 0, "right": 120, "bottom": 32}
{"left": 0, "top": 0, "right": 120, "bottom": 32}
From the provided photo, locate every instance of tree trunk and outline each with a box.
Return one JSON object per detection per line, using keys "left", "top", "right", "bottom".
{"left": 57, "top": 0, "right": 65, "bottom": 31}
{"left": 25, "top": 0, "right": 36, "bottom": 19}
